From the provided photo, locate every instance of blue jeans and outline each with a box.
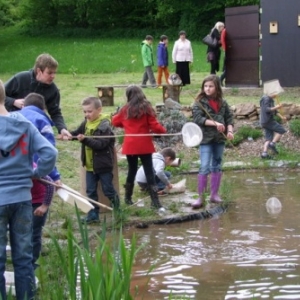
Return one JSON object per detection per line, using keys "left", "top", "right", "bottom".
{"left": 199, "top": 143, "right": 225, "bottom": 175}
{"left": 0, "top": 201, "right": 35, "bottom": 300}
{"left": 32, "top": 204, "right": 48, "bottom": 269}
{"left": 86, "top": 171, "right": 118, "bottom": 211}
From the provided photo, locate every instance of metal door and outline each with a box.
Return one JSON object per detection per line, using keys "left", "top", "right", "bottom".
{"left": 225, "top": 5, "right": 260, "bottom": 87}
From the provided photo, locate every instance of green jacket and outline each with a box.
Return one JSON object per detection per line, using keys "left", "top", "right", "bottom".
{"left": 141, "top": 40, "right": 154, "bottom": 67}
{"left": 192, "top": 97, "right": 234, "bottom": 144}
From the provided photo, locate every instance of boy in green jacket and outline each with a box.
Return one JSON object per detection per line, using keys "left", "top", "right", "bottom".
{"left": 141, "top": 35, "right": 156, "bottom": 88}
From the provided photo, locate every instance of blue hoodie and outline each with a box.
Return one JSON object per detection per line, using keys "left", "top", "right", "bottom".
{"left": 20, "top": 105, "right": 60, "bottom": 181}
{"left": 0, "top": 112, "right": 57, "bottom": 205}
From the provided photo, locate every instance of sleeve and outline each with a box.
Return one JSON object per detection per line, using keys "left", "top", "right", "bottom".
{"left": 81, "top": 127, "right": 115, "bottom": 151}
{"left": 70, "top": 121, "right": 86, "bottom": 139}
{"left": 112, "top": 110, "right": 124, "bottom": 128}
{"left": 224, "top": 101, "right": 234, "bottom": 126}
{"left": 192, "top": 101, "right": 207, "bottom": 126}
{"left": 155, "top": 162, "right": 170, "bottom": 185}
{"left": 4, "top": 76, "right": 19, "bottom": 111}
{"left": 147, "top": 114, "right": 167, "bottom": 134}
{"left": 41, "top": 175, "right": 55, "bottom": 206}
{"left": 189, "top": 41, "right": 193, "bottom": 62}
{"left": 157, "top": 46, "right": 163, "bottom": 66}
{"left": 172, "top": 41, "right": 178, "bottom": 63}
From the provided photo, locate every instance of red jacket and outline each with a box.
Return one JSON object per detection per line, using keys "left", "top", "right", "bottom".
{"left": 112, "top": 107, "right": 166, "bottom": 155}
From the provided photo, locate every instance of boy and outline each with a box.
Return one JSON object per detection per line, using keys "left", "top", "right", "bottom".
{"left": 69, "top": 97, "right": 120, "bottom": 224}
{"left": 20, "top": 92, "right": 61, "bottom": 184}
{"left": 0, "top": 80, "right": 57, "bottom": 300}
{"left": 4, "top": 53, "right": 71, "bottom": 139}
{"left": 31, "top": 170, "right": 54, "bottom": 269}
{"left": 141, "top": 35, "right": 156, "bottom": 88}
{"left": 260, "top": 93, "right": 286, "bottom": 159}
{"left": 136, "top": 147, "right": 176, "bottom": 193}
{"left": 157, "top": 35, "right": 170, "bottom": 88}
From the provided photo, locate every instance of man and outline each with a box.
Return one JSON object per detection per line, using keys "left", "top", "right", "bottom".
{"left": 141, "top": 35, "right": 156, "bottom": 88}
{"left": 0, "top": 80, "right": 57, "bottom": 300}
{"left": 4, "top": 53, "right": 71, "bottom": 138}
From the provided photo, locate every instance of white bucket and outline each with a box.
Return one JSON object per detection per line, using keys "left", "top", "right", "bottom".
{"left": 263, "top": 79, "right": 284, "bottom": 97}
{"left": 181, "top": 122, "right": 203, "bottom": 147}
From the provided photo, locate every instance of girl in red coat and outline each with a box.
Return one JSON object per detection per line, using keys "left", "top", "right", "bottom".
{"left": 112, "top": 85, "right": 166, "bottom": 210}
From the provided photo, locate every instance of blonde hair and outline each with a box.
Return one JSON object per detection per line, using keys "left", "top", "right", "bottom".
{"left": 0, "top": 80, "right": 5, "bottom": 104}
{"left": 214, "top": 22, "right": 225, "bottom": 32}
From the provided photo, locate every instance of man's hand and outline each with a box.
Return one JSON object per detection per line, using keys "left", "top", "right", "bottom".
{"left": 14, "top": 99, "right": 25, "bottom": 109}
{"left": 60, "top": 129, "right": 72, "bottom": 140}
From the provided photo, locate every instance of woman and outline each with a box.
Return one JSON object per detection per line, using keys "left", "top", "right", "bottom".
{"left": 172, "top": 30, "right": 193, "bottom": 86}
{"left": 207, "top": 22, "right": 225, "bottom": 75}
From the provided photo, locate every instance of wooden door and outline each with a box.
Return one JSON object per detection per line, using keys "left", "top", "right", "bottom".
{"left": 225, "top": 5, "right": 260, "bottom": 87}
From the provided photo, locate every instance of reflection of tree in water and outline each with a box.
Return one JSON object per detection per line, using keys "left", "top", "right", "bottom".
{"left": 156, "top": 108, "right": 188, "bottom": 149}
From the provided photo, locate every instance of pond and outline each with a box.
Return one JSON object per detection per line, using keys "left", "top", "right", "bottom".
{"left": 123, "top": 169, "right": 300, "bottom": 299}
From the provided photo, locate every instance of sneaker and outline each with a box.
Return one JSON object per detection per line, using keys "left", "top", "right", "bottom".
{"left": 268, "top": 142, "right": 279, "bottom": 154}
{"left": 81, "top": 209, "right": 100, "bottom": 224}
{"left": 261, "top": 153, "right": 273, "bottom": 159}
{"left": 157, "top": 85, "right": 163, "bottom": 89}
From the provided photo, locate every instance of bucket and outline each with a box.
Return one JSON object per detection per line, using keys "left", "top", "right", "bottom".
{"left": 263, "top": 79, "right": 284, "bottom": 97}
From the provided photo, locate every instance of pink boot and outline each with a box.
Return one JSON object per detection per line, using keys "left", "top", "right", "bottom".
{"left": 210, "top": 172, "right": 223, "bottom": 203}
{"left": 192, "top": 174, "right": 207, "bottom": 209}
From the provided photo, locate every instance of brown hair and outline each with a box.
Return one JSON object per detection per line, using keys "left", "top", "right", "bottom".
{"left": 196, "top": 74, "right": 223, "bottom": 105}
{"left": 124, "top": 85, "right": 155, "bottom": 119}
{"left": 145, "top": 35, "right": 153, "bottom": 41}
{"left": 0, "top": 80, "right": 5, "bottom": 104}
{"left": 81, "top": 96, "right": 102, "bottom": 109}
{"left": 33, "top": 53, "right": 58, "bottom": 73}
{"left": 24, "top": 93, "right": 46, "bottom": 110}
{"left": 160, "top": 147, "right": 176, "bottom": 160}
{"left": 160, "top": 35, "right": 168, "bottom": 42}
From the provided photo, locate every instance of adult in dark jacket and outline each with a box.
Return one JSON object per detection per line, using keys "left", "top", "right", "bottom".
{"left": 4, "top": 53, "right": 71, "bottom": 138}
{"left": 207, "top": 22, "right": 225, "bottom": 75}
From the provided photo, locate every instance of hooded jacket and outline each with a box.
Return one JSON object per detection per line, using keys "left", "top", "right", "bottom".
{"left": 157, "top": 42, "right": 169, "bottom": 67}
{"left": 20, "top": 105, "right": 60, "bottom": 181}
{"left": 136, "top": 152, "right": 170, "bottom": 185}
{"left": 0, "top": 112, "right": 57, "bottom": 205}
{"left": 260, "top": 95, "right": 277, "bottom": 125}
{"left": 4, "top": 69, "right": 67, "bottom": 133}
{"left": 192, "top": 97, "right": 234, "bottom": 144}
{"left": 141, "top": 40, "right": 154, "bottom": 67}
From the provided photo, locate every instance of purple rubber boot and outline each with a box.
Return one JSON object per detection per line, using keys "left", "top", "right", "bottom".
{"left": 192, "top": 174, "right": 207, "bottom": 209}
{"left": 209, "top": 172, "right": 223, "bottom": 203}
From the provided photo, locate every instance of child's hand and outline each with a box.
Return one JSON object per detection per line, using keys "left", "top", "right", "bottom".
{"left": 276, "top": 104, "right": 283, "bottom": 109}
{"left": 216, "top": 122, "right": 225, "bottom": 132}
{"left": 167, "top": 183, "right": 173, "bottom": 189}
{"left": 33, "top": 204, "right": 49, "bottom": 216}
{"left": 227, "top": 132, "right": 234, "bottom": 140}
{"left": 77, "top": 134, "right": 85, "bottom": 141}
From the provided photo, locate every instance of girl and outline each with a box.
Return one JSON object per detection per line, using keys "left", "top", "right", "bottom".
{"left": 207, "top": 22, "right": 225, "bottom": 75}
{"left": 192, "top": 75, "right": 234, "bottom": 208}
{"left": 112, "top": 85, "right": 167, "bottom": 210}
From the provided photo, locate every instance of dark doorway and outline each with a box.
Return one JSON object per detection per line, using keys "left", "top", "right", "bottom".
{"left": 225, "top": 5, "right": 260, "bottom": 87}
{"left": 260, "top": 0, "right": 300, "bottom": 87}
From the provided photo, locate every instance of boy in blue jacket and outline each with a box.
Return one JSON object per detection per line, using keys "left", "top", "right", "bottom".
{"left": 20, "top": 92, "right": 61, "bottom": 184}
{"left": 0, "top": 80, "right": 57, "bottom": 300}
{"left": 157, "top": 35, "right": 170, "bottom": 87}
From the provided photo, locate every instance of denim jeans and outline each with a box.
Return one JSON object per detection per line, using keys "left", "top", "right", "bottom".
{"left": 32, "top": 204, "right": 48, "bottom": 269}
{"left": 86, "top": 171, "right": 118, "bottom": 211}
{"left": 199, "top": 143, "right": 225, "bottom": 175}
{"left": 0, "top": 200, "right": 35, "bottom": 300}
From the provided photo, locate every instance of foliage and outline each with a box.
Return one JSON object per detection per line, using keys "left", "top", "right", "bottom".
{"left": 0, "top": 0, "right": 19, "bottom": 26}
{"left": 227, "top": 125, "right": 262, "bottom": 146}
{"left": 289, "top": 119, "right": 300, "bottom": 137}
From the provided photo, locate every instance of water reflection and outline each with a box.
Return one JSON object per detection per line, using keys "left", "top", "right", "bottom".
{"left": 123, "top": 170, "right": 300, "bottom": 299}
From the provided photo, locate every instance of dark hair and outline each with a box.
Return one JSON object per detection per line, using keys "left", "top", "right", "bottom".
{"left": 24, "top": 92, "right": 46, "bottom": 110}
{"left": 160, "top": 35, "right": 168, "bottom": 42}
{"left": 124, "top": 85, "right": 156, "bottom": 119}
{"left": 33, "top": 53, "right": 58, "bottom": 73}
{"left": 145, "top": 35, "right": 153, "bottom": 41}
{"left": 196, "top": 75, "right": 223, "bottom": 105}
{"left": 179, "top": 30, "right": 186, "bottom": 36}
{"left": 160, "top": 147, "right": 176, "bottom": 160}
{"left": 81, "top": 96, "right": 102, "bottom": 109}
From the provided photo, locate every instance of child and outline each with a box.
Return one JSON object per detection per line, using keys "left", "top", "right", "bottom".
{"left": 20, "top": 92, "right": 61, "bottom": 184}
{"left": 141, "top": 35, "right": 156, "bottom": 88}
{"left": 70, "top": 96, "right": 119, "bottom": 224}
{"left": 112, "top": 85, "right": 167, "bottom": 211}
{"left": 136, "top": 147, "right": 175, "bottom": 193}
{"left": 31, "top": 170, "right": 54, "bottom": 269}
{"left": 157, "top": 35, "right": 170, "bottom": 88}
{"left": 0, "top": 80, "right": 57, "bottom": 300}
{"left": 192, "top": 74, "right": 234, "bottom": 208}
{"left": 260, "top": 93, "right": 286, "bottom": 159}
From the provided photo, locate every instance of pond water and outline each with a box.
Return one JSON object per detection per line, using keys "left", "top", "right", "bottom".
{"left": 123, "top": 170, "right": 300, "bottom": 300}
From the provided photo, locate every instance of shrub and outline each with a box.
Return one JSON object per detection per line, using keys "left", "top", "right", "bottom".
{"left": 237, "top": 126, "right": 263, "bottom": 140}
{"left": 289, "top": 119, "right": 300, "bottom": 137}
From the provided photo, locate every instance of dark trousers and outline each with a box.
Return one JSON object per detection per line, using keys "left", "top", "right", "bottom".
{"left": 126, "top": 154, "right": 155, "bottom": 186}
{"left": 175, "top": 61, "right": 190, "bottom": 85}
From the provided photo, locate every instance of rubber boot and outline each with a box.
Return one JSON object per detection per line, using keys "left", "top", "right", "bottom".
{"left": 210, "top": 172, "right": 223, "bottom": 203}
{"left": 124, "top": 183, "right": 134, "bottom": 205}
{"left": 192, "top": 174, "right": 207, "bottom": 209}
{"left": 148, "top": 185, "right": 163, "bottom": 209}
